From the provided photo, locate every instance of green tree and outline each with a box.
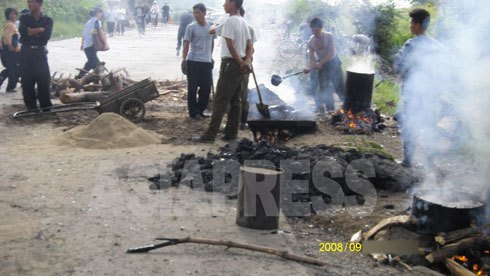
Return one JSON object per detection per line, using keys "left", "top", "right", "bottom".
{"left": 353, "top": 1, "right": 411, "bottom": 70}
{"left": 285, "top": 0, "right": 341, "bottom": 27}
{"left": 0, "top": 0, "right": 103, "bottom": 38}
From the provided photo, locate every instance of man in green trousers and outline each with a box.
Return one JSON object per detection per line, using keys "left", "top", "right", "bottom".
{"left": 193, "top": 0, "right": 253, "bottom": 143}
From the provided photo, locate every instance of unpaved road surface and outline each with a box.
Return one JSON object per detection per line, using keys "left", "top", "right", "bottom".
{"left": 0, "top": 25, "right": 417, "bottom": 275}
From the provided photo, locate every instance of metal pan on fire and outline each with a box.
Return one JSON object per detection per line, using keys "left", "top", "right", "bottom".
{"left": 411, "top": 189, "right": 486, "bottom": 234}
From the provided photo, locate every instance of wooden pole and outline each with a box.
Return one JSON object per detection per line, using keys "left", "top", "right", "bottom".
{"left": 127, "top": 236, "right": 328, "bottom": 267}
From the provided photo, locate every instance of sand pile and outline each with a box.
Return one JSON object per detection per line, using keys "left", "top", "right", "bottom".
{"left": 56, "top": 113, "right": 161, "bottom": 149}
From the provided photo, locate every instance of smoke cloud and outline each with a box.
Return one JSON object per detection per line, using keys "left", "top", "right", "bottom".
{"left": 399, "top": 0, "right": 490, "bottom": 204}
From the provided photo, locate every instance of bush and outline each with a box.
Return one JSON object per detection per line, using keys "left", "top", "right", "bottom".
{"left": 373, "top": 79, "right": 400, "bottom": 116}
{"left": 0, "top": 0, "right": 102, "bottom": 39}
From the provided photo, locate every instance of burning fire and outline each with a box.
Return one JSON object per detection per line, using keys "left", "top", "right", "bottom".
{"left": 452, "top": 255, "right": 487, "bottom": 275}
{"left": 335, "top": 109, "right": 375, "bottom": 134}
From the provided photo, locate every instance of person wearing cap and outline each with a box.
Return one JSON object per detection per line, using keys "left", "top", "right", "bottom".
{"left": 0, "top": 8, "right": 21, "bottom": 92}
{"left": 18, "top": 0, "right": 53, "bottom": 111}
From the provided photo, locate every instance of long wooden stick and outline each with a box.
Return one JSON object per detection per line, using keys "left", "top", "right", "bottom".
{"left": 435, "top": 224, "right": 490, "bottom": 245}
{"left": 362, "top": 215, "right": 416, "bottom": 240}
{"left": 127, "top": 236, "right": 328, "bottom": 267}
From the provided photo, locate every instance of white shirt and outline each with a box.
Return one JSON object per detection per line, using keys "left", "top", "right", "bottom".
{"left": 220, "top": 15, "right": 251, "bottom": 59}
{"left": 216, "top": 22, "right": 257, "bottom": 43}
{"left": 82, "top": 17, "right": 100, "bottom": 49}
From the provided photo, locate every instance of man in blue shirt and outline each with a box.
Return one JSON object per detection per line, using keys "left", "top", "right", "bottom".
{"left": 181, "top": 3, "right": 216, "bottom": 120}
{"left": 394, "top": 8, "right": 446, "bottom": 167}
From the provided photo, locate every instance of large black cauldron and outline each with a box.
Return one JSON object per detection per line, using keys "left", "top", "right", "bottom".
{"left": 412, "top": 190, "right": 486, "bottom": 234}
{"left": 342, "top": 71, "right": 374, "bottom": 113}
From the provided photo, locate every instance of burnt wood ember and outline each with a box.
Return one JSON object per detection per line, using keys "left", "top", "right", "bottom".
{"left": 332, "top": 109, "right": 385, "bottom": 134}
{"left": 148, "top": 139, "right": 419, "bottom": 211}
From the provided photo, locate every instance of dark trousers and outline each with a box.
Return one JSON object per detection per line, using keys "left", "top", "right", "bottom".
{"left": 240, "top": 73, "right": 250, "bottom": 124}
{"left": 317, "top": 56, "right": 345, "bottom": 111}
{"left": 177, "top": 27, "right": 186, "bottom": 50}
{"left": 203, "top": 59, "right": 244, "bottom": 140}
{"left": 116, "top": 20, "right": 125, "bottom": 34}
{"left": 107, "top": 22, "right": 115, "bottom": 34}
{"left": 0, "top": 49, "right": 19, "bottom": 90}
{"left": 187, "top": 60, "right": 212, "bottom": 117}
{"left": 79, "top": 46, "right": 99, "bottom": 78}
{"left": 21, "top": 47, "right": 52, "bottom": 110}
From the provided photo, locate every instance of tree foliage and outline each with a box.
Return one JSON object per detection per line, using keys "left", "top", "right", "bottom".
{"left": 353, "top": 1, "right": 412, "bottom": 67}
{"left": 285, "top": 0, "right": 341, "bottom": 27}
{"left": 0, "top": 0, "right": 103, "bottom": 38}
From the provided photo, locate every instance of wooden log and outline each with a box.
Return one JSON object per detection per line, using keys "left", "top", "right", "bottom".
{"left": 444, "top": 258, "right": 474, "bottom": 276}
{"left": 435, "top": 224, "right": 490, "bottom": 245}
{"left": 362, "top": 215, "right": 417, "bottom": 240}
{"left": 127, "top": 236, "right": 328, "bottom": 267}
{"left": 425, "top": 236, "right": 490, "bottom": 263}
{"left": 60, "top": 91, "right": 111, "bottom": 104}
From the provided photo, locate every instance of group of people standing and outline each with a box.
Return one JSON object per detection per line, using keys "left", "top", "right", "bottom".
{"left": 0, "top": 0, "right": 439, "bottom": 169}
{"left": 135, "top": 2, "right": 171, "bottom": 36}
{"left": 0, "top": 0, "right": 53, "bottom": 112}
{"left": 182, "top": 0, "right": 347, "bottom": 142}
{"left": 180, "top": 0, "right": 253, "bottom": 142}
{"left": 104, "top": 7, "right": 127, "bottom": 37}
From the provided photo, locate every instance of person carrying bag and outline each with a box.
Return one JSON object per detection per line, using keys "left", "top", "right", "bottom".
{"left": 77, "top": 8, "right": 108, "bottom": 79}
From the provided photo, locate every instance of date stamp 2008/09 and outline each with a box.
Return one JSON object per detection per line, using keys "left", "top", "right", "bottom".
{"left": 319, "top": 242, "right": 363, "bottom": 253}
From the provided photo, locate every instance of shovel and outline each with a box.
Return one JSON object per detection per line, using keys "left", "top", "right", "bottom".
{"left": 251, "top": 69, "right": 271, "bottom": 118}
{"left": 270, "top": 71, "right": 305, "bottom": 86}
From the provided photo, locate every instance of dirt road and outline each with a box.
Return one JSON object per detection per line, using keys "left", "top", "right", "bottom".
{"left": 0, "top": 25, "right": 411, "bottom": 275}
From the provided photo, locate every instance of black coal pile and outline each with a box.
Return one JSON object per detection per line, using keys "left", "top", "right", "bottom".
{"left": 149, "top": 139, "right": 419, "bottom": 211}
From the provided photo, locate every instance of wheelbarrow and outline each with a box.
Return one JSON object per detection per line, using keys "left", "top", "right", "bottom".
{"left": 12, "top": 78, "right": 159, "bottom": 123}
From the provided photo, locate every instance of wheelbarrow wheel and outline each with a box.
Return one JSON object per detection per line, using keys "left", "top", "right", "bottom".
{"left": 120, "top": 98, "right": 146, "bottom": 123}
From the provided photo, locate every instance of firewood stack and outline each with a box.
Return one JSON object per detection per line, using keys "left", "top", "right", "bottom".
{"left": 351, "top": 215, "right": 490, "bottom": 275}
{"left": 51, "top": 62, "right": 137, "bottom": 104}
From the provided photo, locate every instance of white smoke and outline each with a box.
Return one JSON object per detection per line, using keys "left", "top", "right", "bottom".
{"left": 402, "top": 0, "right": 490, "bottom": 202}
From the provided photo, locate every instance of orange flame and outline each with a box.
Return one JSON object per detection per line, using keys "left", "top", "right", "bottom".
{"left": 453, "top": 255, "right": 469, "bottom": 262}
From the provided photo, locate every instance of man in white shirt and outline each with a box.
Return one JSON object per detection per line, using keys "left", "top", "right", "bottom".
{"left": 208, "top": 7, "right": 256, "bottom": 129}
{"left": 182, "top": 3, "right": 216, "bottom": 120}
{"left": 194, "top": 0, "right": 253, "bottom": 142}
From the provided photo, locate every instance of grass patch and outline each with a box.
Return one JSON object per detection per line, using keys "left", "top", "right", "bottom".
{"left": 373, "top": 80, "right": 400, "bottom": 116}
{"left": 334, "top": 137, "right": 395, "bottom": 161}
{"left": 51, "top": 21, "right": 83, "bottom": 40}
